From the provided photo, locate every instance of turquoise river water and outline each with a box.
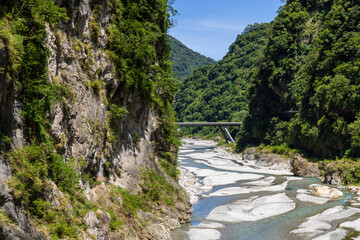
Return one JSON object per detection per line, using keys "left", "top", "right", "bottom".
{"left": 171, "top": 140, "right": 360, "bottom": 240}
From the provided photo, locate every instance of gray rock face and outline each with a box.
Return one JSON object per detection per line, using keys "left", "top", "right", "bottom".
{"left": 44, "top": 0, "right": 160, "bottom": 191}
{"left": 320, "top": 162, "right": 342, "bottom": 185}
{"left": 0, "top": 39, "right": 24, "bottom": 151}
{"left": 0, "top": 0, "right": 191, "bottom": 239}
{"left": 241, "top": 147, "right": 291, "bottom": 170}
{"left": 0, "top": 156, "right": 46, "bottom": 239}
{"left": 44, "top": 180, "right": 65, "bottom": 207}
{"left": 291, "top": 154, "right": 320, "bottom": 178}
{"left": 84, "top": 210, "right": 111, "bottom": 240}
{"left": 147, "top": 224, "right": 172, "bottom": 240}
{"left": 324, "top": 171, "right": 341, "bottom": 185}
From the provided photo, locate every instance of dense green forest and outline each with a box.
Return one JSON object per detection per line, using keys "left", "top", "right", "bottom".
{"left": 168, "top": 35, "right": 216, "bottom": 81}
{"left": 175, "top": 0, "right": 360, "bottom": 165}
{"left": 174, "top": 23, "right": 269, "bottom": 137}
{"left": 239, "top": 0, "right": 360, "bottom": 161}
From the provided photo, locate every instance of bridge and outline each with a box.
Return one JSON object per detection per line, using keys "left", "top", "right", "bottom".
{"left": 175, "top": 122, "right": 242, "bottom": 143}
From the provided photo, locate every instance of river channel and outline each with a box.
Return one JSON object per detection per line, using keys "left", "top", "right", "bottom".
{"left": 171, "top": 140, "right": 360, "bottom": 240}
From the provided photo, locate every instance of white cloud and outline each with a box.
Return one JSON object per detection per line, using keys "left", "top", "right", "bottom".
{"left": 195, "top": 19, "right": 245, "bottom": 31}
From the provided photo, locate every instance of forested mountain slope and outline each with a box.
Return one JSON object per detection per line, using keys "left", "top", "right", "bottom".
{"left": 174, "top": 23, "right": 269, "bottom": 136}
{"left": 0, "top": 0, "right": 190, "bottom": 239}
{"left": 238, "top": 0, "right": 360, "bottom": 160}
{"left": 168, "top": 35, "right": 216, "bottom": 81}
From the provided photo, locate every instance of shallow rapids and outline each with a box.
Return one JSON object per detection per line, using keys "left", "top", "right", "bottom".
{"left": 171, "top": 140, "right": 360, "bottom": 240}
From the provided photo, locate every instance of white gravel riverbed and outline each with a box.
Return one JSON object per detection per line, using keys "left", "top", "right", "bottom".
{"left": 174, "top": 139, "right": 360, "bottom": 240}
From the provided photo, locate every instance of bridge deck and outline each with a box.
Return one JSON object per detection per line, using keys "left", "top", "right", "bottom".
{"left": 175, "top": 122, "right": 242, "bottom": 127}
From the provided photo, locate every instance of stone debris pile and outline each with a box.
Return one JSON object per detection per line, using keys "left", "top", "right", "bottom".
{"left": 179, "top": 168, "right": 203, "bottom": 204}
{"left": 347, "top": 186, "right": 360, "bottom": 195}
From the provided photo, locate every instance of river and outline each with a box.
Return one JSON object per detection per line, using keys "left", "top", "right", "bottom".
{"left": 171, "top": 139, "right": 360, "bottom": 240}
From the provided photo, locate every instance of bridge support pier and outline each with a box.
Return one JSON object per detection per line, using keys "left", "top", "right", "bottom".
{"left": 217, "top": 126, "right": 235, "bottom": 143}
{"left": 175, "top": 122, "right": 241, "bottom": 143}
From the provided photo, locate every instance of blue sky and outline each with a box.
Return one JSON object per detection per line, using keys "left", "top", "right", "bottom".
{"left": 168, "top": 0, "right": 284, "bottom": 60}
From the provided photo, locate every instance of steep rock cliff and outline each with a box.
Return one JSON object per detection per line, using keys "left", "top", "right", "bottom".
{"left": 0, "top": 0, "right": 191, "bottom": 239}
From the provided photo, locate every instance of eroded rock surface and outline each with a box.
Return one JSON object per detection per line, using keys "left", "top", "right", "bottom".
{"left": 291, "top": 154, "right": 320, "bottom": 177}
{"left": 83, "top": 210, "right": 111, "bottom": 240}
{"left": 312, "top": 185, "right": 344, "bottom": 199}
{"left": 241, "top": 147, "right": 291, "bottom": 170}
{"left": 0, "top": 0, "right": 191, "bottom": 239}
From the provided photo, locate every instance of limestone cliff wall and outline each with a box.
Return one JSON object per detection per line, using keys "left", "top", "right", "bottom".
{"left": 45, "top": 0, "right": 157, "bottom": 192}
{"left": 0, "top": 0, "right": 191, "bottom": 239}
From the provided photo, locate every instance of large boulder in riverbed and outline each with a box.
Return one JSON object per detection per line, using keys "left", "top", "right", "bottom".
{"left": 329, "top": 188, "right": 344, "bottom": 198}
{"left": 312, "top": 185, "right": 343, "bottom": 199}
{"left": 291, "top": 154, "right": 320, "bottom": 177}
{"left": 313, "top": 186, "right": 329, "bottom": 197}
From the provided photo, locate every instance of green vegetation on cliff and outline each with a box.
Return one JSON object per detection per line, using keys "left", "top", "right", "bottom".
{"left": 239, "top": 0, "right": 360, "bottom": 161}
{"left": 174, "top": 23, "right": 269, "bottom": 137}
{"left": 107, "top": 0, "right": 181, "bottom": 166}
{"left": 0, "top": 0, "right": 184, "bottom": 238}
{"left": 168, "top": 35, "right": 216, "bottom": 81}
{"left": 0, "top": 0, "right": 69, "bottom": 146}
{"left": 0, "top": 2, "right": 90, "bottom": 237}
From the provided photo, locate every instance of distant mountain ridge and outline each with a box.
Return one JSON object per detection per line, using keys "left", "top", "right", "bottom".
{"left": 173, "top": 23, "right": 270, "bottom": 137}
{"left": 168, "top": 35, "right": 216, "bottom": 81}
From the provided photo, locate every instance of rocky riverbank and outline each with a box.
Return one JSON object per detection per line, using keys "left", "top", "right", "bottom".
{"left": 240, "top": 146, "right": 360, "bottom": 196}
{"left": 178, "top": 139, "right": 360, "bottom": 206}
{"left": 173, "top": 139, "right": 360, "bottom": 240}
{"left": 179, "top": 168, "right": 203, "bottom": 204}
{"left": 178, "top": 139, "right": 216, "bottom": 204}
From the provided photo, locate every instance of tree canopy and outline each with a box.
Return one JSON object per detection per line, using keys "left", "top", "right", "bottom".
{"left": 174, "top": 23, "right": 270, "bottom": 137}
{"left": 239, "top": 0, "right": 360, "bottom": 159}
{"left": 168, "top": 35, "right": 216, "bottom": 82}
